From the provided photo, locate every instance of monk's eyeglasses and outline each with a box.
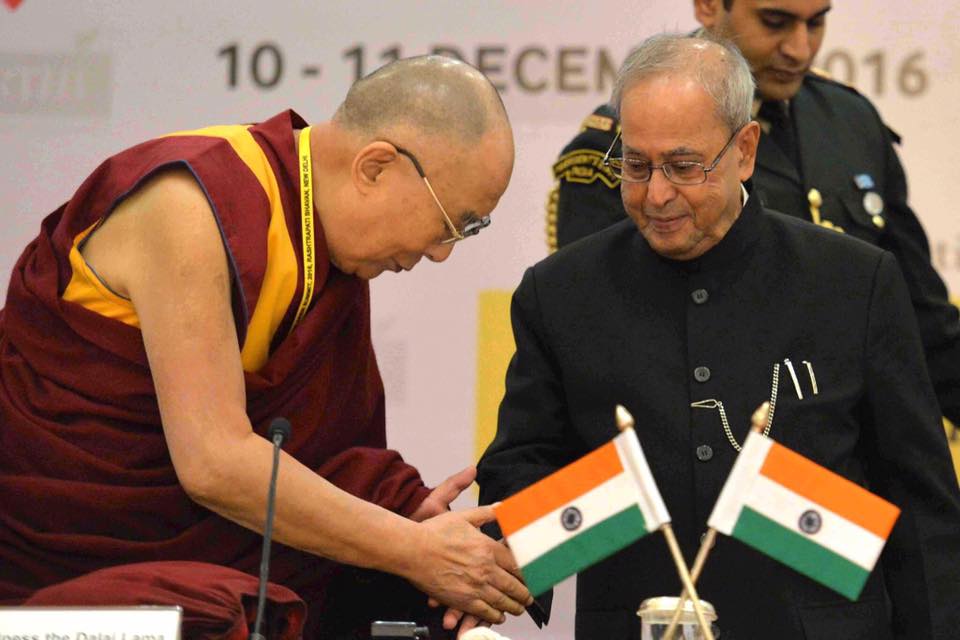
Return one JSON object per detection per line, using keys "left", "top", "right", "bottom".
{"left": 389, "top": 143, "right": 492, "bottom": 244}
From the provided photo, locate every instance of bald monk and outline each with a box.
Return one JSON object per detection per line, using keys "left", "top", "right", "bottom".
{"left": 0, "top": 55, "right": 530, "bottom": 638}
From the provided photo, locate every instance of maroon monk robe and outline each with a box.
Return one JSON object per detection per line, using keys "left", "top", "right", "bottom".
{"left": 0, "top": 112, "right": 432, "bottom": 619}
{"left": 26, "top": 561, "right": 307, "bottom": 640}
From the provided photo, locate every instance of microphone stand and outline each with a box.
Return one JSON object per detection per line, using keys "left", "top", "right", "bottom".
{"left": 249, "top": 417, "right": 292, "bottom": 640}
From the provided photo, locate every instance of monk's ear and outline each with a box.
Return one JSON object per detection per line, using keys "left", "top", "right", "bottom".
{"left": 736, "top": 121, "right": 761, "bottom": 182}
{"left": 352, "top": 141, "right": 399, "bottom": 192}
{"left": 694, "top": 0, "right": 724, "bottom": 30}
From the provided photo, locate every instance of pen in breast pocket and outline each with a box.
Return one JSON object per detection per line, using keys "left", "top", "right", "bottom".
{"left": 783, "top": 358, "right": 803, "bottom": 399}
{"left": 802, "top": 360, "right": 819, "bottom": 395}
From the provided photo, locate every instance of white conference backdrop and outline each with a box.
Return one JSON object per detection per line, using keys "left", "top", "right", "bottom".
{"left": 1, "top": 1, "right": 958, "bottom": 637}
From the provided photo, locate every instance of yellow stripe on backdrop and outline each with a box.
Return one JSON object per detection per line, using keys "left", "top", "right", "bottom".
{"left": 946, "top": 419, "right": 960, "bottom": 481}
{"left": 475, "top": 290, "right": 515, "bottom": 463}
{"left": 473, "top": 293, "right": 960, "bottom": 485}
{"left": 948, "top": 296, "right": 960, "bottom": 482}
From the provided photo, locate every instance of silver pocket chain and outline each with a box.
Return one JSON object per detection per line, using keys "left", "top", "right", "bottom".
{"left": 690, "top": 363, "right": 780, "bottom": 452}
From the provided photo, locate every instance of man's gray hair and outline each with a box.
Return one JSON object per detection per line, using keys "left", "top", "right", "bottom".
{"left": 611, "top": 33, "right": 755, "bottom": 133}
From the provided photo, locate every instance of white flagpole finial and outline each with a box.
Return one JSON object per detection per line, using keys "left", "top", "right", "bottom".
{"left": 615, "top": 404, "right": 635, "bottom": 432}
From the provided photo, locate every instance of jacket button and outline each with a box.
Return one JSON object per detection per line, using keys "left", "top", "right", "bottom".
{"left": 694, "top": 366, "right": 711, "bottom": 382}
{"left": 696, "top": 445, "right": 714, "bottom": 462}
{"left": 691, "top": 288, "right": 709, "bottom": 304}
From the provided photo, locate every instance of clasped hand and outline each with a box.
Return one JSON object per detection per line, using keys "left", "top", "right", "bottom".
{"left": 407, "top": 466, "right": 532, "bottom": 636}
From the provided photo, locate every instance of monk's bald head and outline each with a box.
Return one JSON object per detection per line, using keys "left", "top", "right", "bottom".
{"left": 315, "top": 55, "right": 514, "bottom": 280}
{"left": 334, "top": 55, "right": 509, "bottom": 144}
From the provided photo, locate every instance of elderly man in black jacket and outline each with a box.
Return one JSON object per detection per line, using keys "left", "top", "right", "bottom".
{"left": 480, "top": 33, "right": 960, "bottom": 640}
{"left": 549, "top": 1, "right": 960, "bottom": 441}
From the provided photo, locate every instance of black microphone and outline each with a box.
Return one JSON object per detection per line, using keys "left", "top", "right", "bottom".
{"left": 249, "top": 417, "right": 293, "bottom": 640}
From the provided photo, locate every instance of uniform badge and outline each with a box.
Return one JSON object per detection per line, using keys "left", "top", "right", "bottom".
{"left": 552, "top": 149, "right": 620, "bottom": 188}
{"left": 862, "top": 191, "right": 884, "bottom": 215}
{"left": 853, "top": 174, "right": 876, "bottom": 190}
{"left": 853, "top": 174, "right": 884, "bottom": 228}
{"left": 863, "top": 192, "right": 885, "bottom": 228}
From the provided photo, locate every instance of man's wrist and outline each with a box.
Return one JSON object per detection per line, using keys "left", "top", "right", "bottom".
{"left": 366, "top": 513, "right": 425, "bottom": 579}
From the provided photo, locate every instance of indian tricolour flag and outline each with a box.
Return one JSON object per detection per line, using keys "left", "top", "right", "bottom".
{"left": 708, "top": 431, "right": 900, "bottom": 599}
{"left": 494, "top": 429, "right": 669, "bottom": 597}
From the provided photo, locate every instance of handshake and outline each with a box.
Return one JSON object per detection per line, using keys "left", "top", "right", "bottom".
{"left": 403, "top": 466, "right": 533, "bottom": 639}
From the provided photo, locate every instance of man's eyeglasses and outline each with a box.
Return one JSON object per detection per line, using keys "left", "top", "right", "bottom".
{"left": 390, "top": 143, "right": 491, "bottom": 244}
{"left": 602, "top": 124, "right": 745, "bottom": 186}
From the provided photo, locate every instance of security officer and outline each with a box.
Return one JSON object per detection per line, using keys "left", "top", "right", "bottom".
{"left": 549, "top": 0, "right": 960, "bottom": 435}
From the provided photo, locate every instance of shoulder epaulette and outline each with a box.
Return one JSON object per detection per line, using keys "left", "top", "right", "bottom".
{"left": 806, "top": 66, "right": 862, "bottom": 95}
{"left": 579, "top": 103, "right": 619, "bottom": 132}
{"left": 805, "top": 68, "right": 902, "bottom": 144}
{"left": 808, "top": 66, "right": 834, "bottom": 81}
{"left": 885, "top": 125, "right": 902, "bottom": 145}
{"left": 581, "top": 113, "right": 615, "bottom": 132}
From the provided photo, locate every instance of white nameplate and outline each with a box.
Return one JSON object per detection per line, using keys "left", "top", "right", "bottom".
{"left": 0, "top": 606, "right": 182, "bottom": 640}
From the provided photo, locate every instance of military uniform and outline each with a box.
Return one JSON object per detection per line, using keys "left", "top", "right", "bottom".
{"left": 549, "top": 72, "right": 960, "bottom": 427}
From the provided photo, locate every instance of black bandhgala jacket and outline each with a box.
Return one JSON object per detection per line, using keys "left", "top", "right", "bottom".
{"left": 480, "top": 196, "right": 960, "bottom": 640}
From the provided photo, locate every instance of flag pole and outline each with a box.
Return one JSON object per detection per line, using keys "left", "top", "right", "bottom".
{"left": 614, "top": 406, "right": 714, "bottom": 640}
{"left": 662, "top": 402, "right": 770, "bottom": 640}
{"left": 661, "top": 528, "right": 718, "bottom": 640}
{"left": 660, "top": 523, "right": 715, "bottom": 640}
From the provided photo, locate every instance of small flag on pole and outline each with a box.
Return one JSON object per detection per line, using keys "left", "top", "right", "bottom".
{"left": 494, "top": 429, "right": 670, "bottom": 597}
{"left": 708, "top": 431, "right": 900, "bottom": 599}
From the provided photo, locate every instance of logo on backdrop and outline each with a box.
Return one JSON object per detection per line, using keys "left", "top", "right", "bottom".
{"left": 0, "top": 33, "right": 112, "bottom": 116}
{"left": 4, "top": 0, "right": 24, "bottom": 11}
